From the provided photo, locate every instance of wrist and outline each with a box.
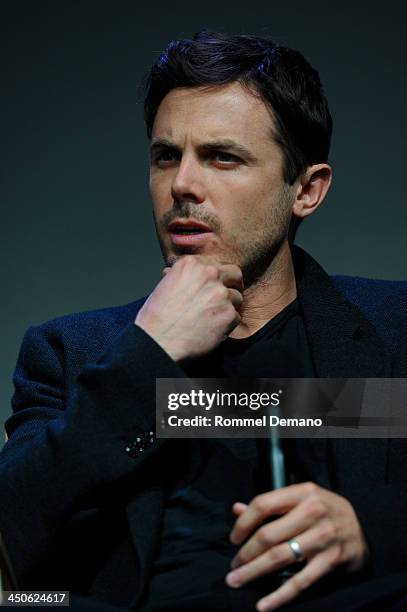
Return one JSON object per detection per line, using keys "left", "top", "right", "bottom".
{"left": 134, "top": 323, "right": 186, "bottom": 362}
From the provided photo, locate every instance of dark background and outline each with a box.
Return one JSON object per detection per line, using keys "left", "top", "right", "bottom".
{"left": 2, "top": 1, "right": 406, "bottom": 424}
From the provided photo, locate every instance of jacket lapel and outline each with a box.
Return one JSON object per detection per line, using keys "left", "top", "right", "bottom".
{"left": 293, "top": 246, "right": 390, "bottom": 493}
{"left": 293, "top": 246, "right": 390, "bottom": 379}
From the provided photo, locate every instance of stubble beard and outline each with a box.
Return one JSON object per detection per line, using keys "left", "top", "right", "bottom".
{"left": 153, "top": 183, "right": 295, "bottom": 288}
{"left": 231, "top": 183, "right": 294, "bottom": 288}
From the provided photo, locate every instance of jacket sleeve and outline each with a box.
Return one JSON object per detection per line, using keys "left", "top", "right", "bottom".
{"left": 0, "top": 320, "right": 186, "bottom": 583}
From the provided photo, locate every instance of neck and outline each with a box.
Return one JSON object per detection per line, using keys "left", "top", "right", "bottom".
{"left": 229, "top": 241, "right": 297, "bottom": 339}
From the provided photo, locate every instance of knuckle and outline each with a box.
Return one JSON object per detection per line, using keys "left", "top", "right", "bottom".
{"left": 252, "top": 494, "right": 269, "bottom": 514}
{"left": 218, "top": 285, "right": 229, "bottom": 299}
{"left": 212, "top": 286, "right": 229, "bottom": 304}
{"left": 177, "top": 255, "right": 196, "bottom": 271}
{"left": 267, "top": 544, "right": 286, "bottom": 564}
{"left": 304, "top": 497, "right": 327, "bottom": 520}
{"left": 204, "top": 265, "right": 220, "bottom": 280}
{"left": 182, "top": 254, "right": 196, "bottom": 266}
{"left": 318, "top": 520, "right": 337, "bottom": 543}
{"left": 257, "top": 526, "right": 274, "bottom": 547}
{"left": 302, "top": 481, "right": 318, "bottom": 495}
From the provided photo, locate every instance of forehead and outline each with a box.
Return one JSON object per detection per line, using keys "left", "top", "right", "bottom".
{"left": 151, "top": 82, "right": 278, "bottom": 152}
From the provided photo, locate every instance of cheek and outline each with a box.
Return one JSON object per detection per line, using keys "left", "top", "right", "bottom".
{"left": 219, "top": 178, "right": 272, "bottom": 225}
{"left": 150, "top": 173, "right": 173, "bottom": 215}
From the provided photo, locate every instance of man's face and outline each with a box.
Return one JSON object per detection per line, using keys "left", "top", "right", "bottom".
{"left": 149, "top": 82, "right": 296, "bottom": 286}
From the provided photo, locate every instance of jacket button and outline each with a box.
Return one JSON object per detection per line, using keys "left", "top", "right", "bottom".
{"left": 125, "top": 430, "right": 156, "bottom": 458}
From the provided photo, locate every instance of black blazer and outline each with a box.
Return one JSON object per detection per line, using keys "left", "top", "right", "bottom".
{"left": 1, "top": 247, "right": 407, "bottom": 609}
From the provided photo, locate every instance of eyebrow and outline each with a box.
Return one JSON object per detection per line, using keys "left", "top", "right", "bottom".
{"left": 150, "top": 138, "right": 259, "bottom": 164}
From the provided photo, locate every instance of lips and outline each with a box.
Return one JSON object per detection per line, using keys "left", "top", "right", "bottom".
{"left": 167, "top": 219, "right": 214, "bottom": 248}
{"left": 168, "top": 219, "right": 213, "bottom": 234}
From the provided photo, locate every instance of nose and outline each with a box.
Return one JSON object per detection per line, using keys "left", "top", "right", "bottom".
{"left": 171, "top": 154, "right": 206, "bottom": 205}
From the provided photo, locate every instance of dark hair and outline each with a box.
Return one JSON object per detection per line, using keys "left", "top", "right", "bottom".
{"left": 143, "top": 30, "right": 332, "bottom": 186}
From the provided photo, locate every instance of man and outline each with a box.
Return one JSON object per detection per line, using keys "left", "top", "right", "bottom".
{"left": 1, "top": 30, "right": 407, "bottom": 611}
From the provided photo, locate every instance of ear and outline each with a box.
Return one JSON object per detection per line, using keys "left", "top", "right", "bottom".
{"left": 292, "top": 163, "right": 332, "bottom": 219}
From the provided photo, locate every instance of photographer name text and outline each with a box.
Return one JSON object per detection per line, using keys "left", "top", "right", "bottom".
{"left": 165, "top": 415, "right": 323, "bottom": 428}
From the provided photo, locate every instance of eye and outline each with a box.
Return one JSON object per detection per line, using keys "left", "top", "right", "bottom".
{"left": 151, "top": 149, "right": 180, "bottom": 166}
{"left": 212, "top": 151, "right": 241, "bottom": 165}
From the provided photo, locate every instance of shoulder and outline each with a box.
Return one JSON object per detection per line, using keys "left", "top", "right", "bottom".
{"left": 331, "top": 274, "right": 407, "bottom": 353}
{"left": 331, "top": 275, "right": 407, "bottom": 318}
{"left": 332, "top": 274, "right": 407, "bottom": 301}
{"left": 18, "top": 296, "right": 148, "bottom": 365}
{"left": 36, "top": 296, "right": 147, "bottom": 334}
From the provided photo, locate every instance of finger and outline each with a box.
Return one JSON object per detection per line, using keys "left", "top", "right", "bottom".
{"left": 219, "top": 264, "right": 244, "bottom": 292}
{"left": 228, "top": 288, "right": 244, "bottom": 310}
{"left": 226, "top": 539, "right": 298, "bottom": 588}
{"left": 255, "top": 545, "right": 341, "bottom": 611}
{"left": 231, "top": 497, "right": 327, "bottom": 569}
{"left": 230, "top": 484, "right": 311, "bottom": 545}
{"left": 230, "top": 517, "right": 339, "bottom": 583}
{"left": 227, "top": 530, "right": 339, "bottom": 591}
{"left": 225, "top": 310, "right": 242, "bottom": 336}
{"left": 233, "top": 502, "right": 248, "bottom": 516}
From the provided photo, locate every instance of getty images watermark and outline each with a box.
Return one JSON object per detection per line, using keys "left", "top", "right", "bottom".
{"left": 165, "top": 388, "right": 322, "bottom": 429}
{"left": 156, "top": 378, "right": 407, "bottom": 438}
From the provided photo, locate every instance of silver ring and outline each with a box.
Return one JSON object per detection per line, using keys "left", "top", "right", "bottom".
{"left": 287, "top": 538, "right": 305, "bottom": 562}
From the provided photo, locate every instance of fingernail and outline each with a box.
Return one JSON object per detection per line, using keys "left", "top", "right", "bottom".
{"left": 226, "top": 571, "right": 241, "bottom": 587}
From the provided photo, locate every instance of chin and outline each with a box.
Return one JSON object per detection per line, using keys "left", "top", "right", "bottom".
{"left": 165, "top": 253, "right": 180, "bottom": 267}
{"left": 163, "top": 242, "right": 234, "bottom": 268}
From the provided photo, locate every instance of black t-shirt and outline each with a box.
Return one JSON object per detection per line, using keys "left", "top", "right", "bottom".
{"left": 185, "top": 297, "right": 315, "bottom": 379}
{"left": 139, "top": 299, "right": 315, "bottom": 611}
